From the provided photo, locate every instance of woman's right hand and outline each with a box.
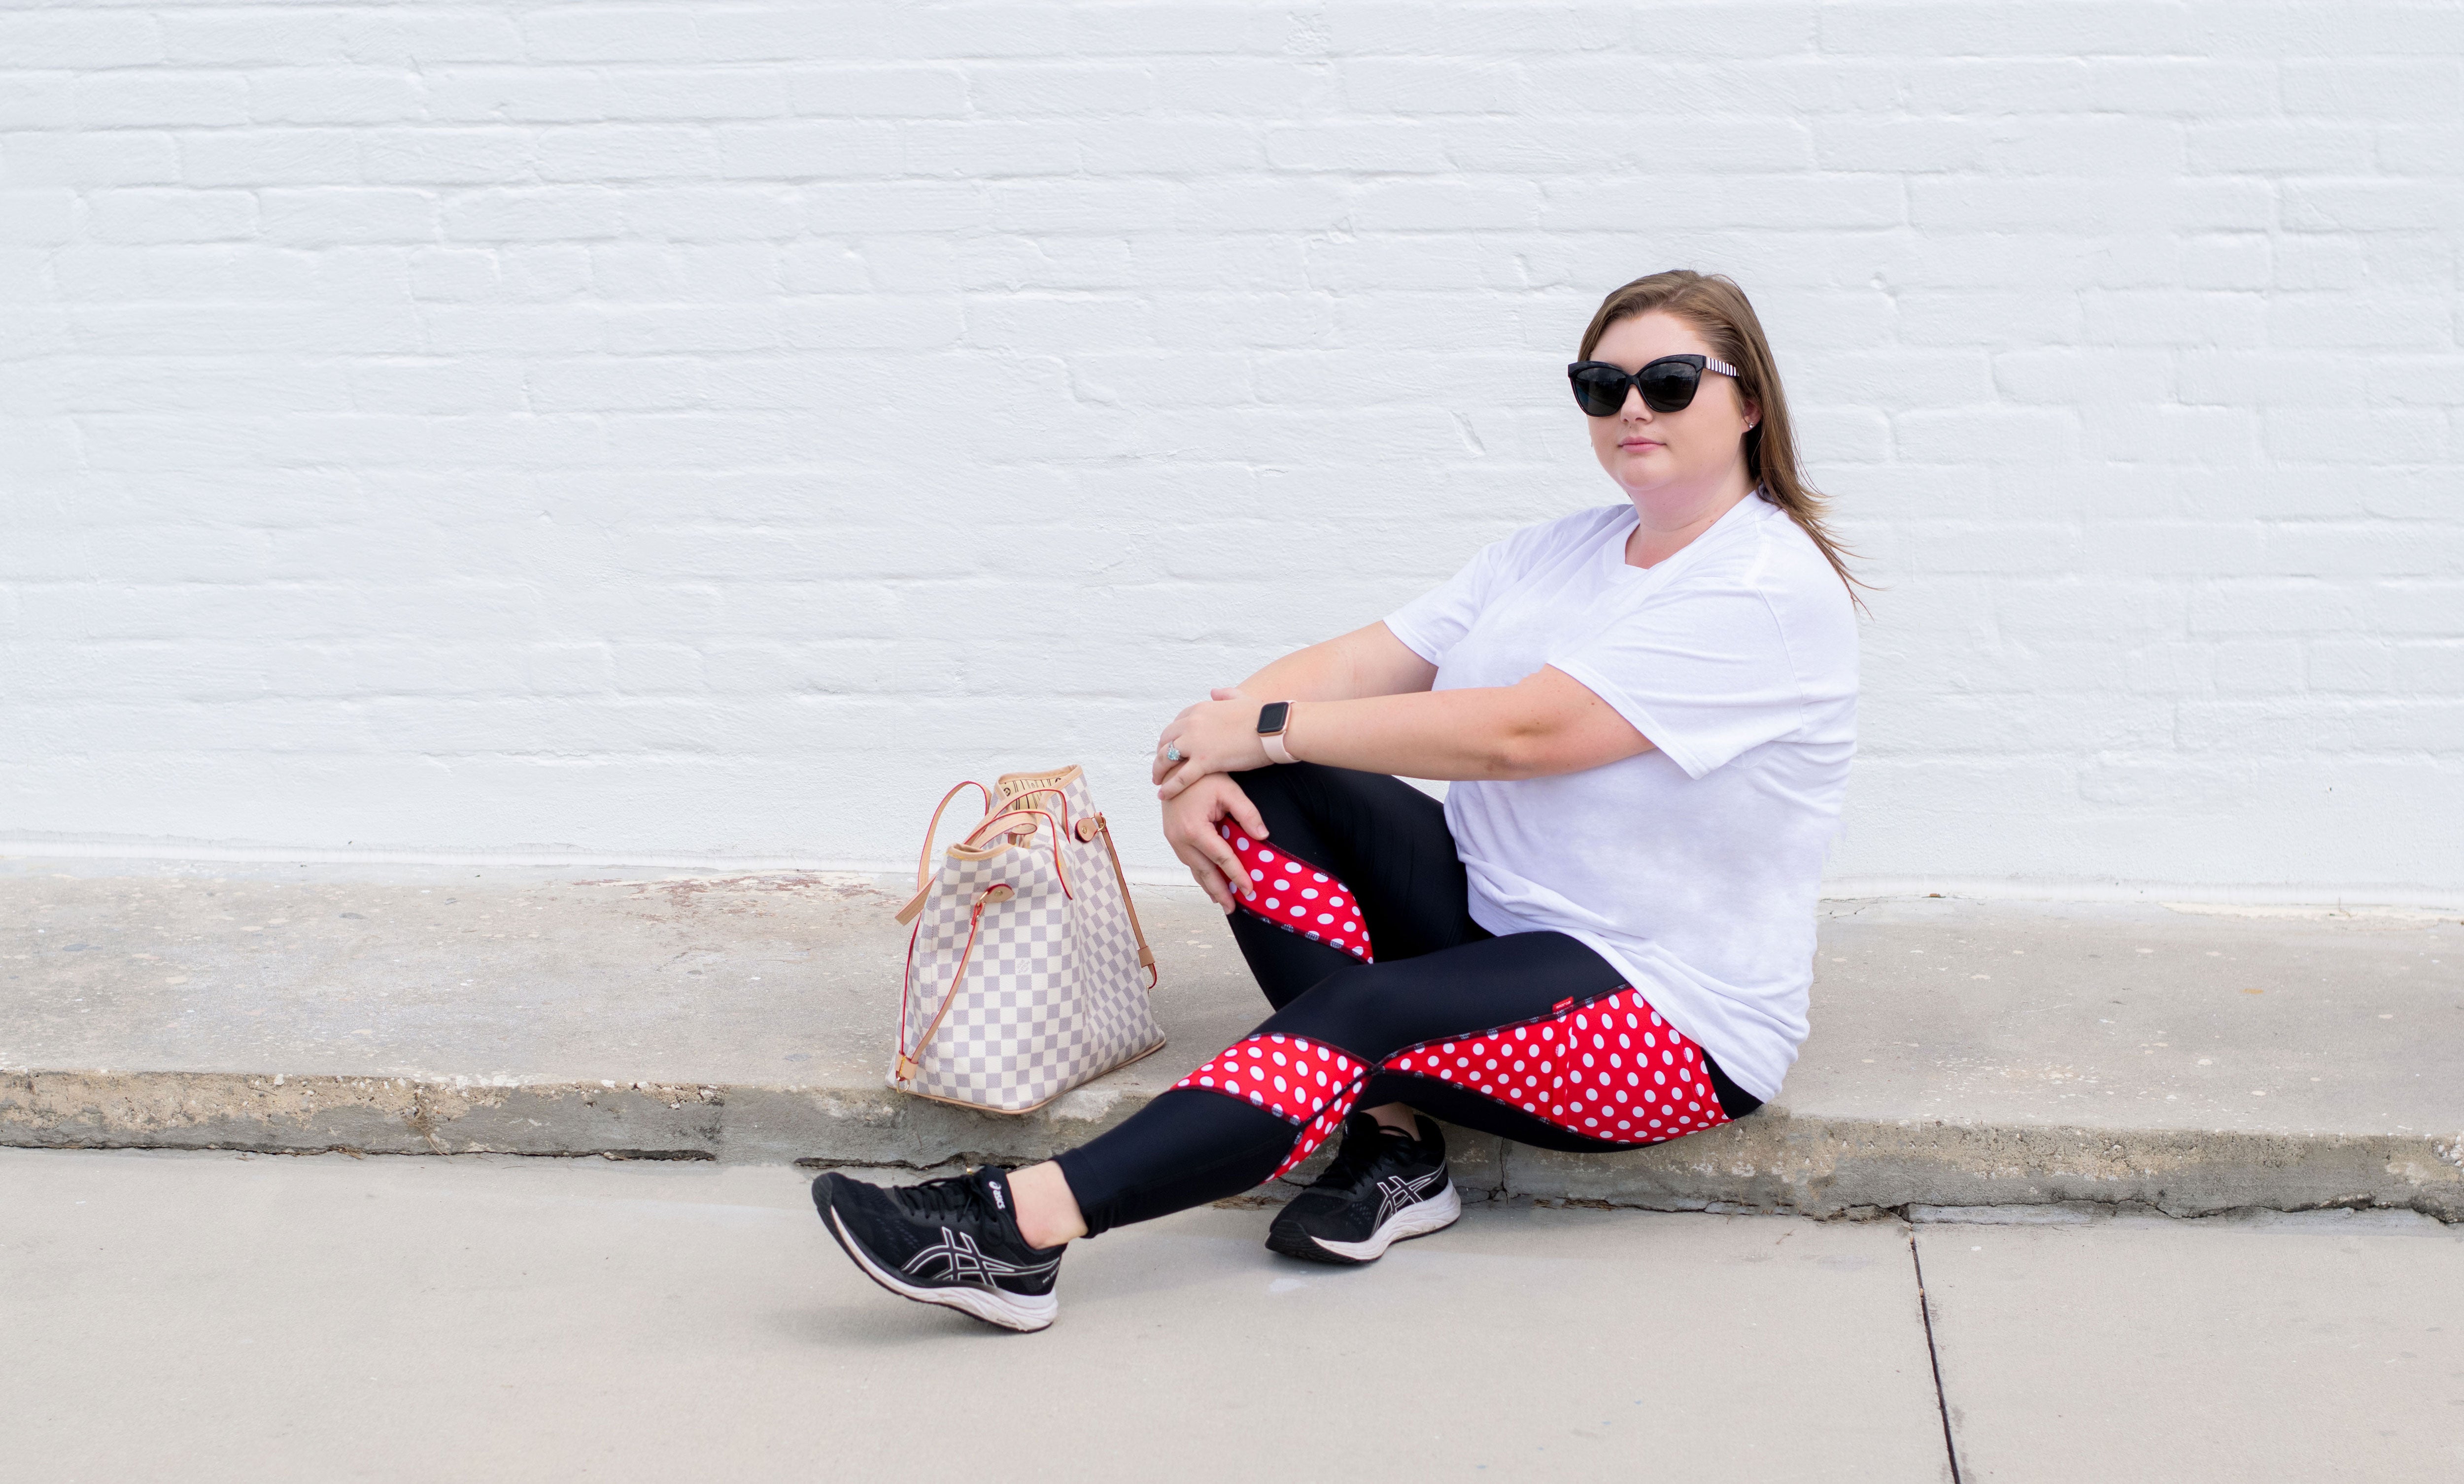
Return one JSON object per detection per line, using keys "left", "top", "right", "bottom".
{"left": 1162, "top": 771, "right": 1270, "bottom": 913}
{"left": 1153, "top": 687, "right": 1247, "bottom": 785}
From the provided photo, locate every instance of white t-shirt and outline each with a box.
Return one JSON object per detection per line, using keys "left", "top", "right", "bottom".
{"left": 1383, "top": 491, "right": 1858, "bottom": 1100}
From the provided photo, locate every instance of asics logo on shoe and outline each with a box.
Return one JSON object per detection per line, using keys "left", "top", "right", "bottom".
{"left": 902, "top": 1227, "right": 1062, "bottom": 1288}
{"left": 1374, "top": 1167, "right": 1446, "bottom": 1228}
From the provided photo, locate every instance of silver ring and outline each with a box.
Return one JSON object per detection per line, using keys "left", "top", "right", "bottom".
{"left": 1164, "top": 744, "right": 1184, "bottom": 763}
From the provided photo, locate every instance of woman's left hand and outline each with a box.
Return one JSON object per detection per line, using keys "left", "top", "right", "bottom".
{"left": 1154, "top": 688, "right": 1270, "bottom": 799}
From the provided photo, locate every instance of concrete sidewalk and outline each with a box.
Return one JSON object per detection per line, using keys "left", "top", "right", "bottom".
{"left": 3, "top": 857, "right": 2461, "bottom": 1220}
{"left": 6, "top": 1148, "right": 2461, "bottom": 1483}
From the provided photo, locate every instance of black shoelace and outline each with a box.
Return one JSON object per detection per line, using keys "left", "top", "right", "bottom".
{"left": 895, "top": 1170, "right": 1003, "bottom": 1227}
{"left": 1307, "top": 1116, "right": 1419, "bottom": 1195}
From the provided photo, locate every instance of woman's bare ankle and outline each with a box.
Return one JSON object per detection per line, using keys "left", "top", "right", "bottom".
{"left": 1004, "top": 1160, "right": 1089, "bottom": 1249}
{"left": 1364, "top": 1102, "right": 1420, "bottom": 1135}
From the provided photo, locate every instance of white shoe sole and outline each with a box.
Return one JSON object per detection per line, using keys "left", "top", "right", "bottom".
{"left": 825, "top": 1207, "right": 1058, "bottom": 1333}
{"left": 1306, "top": 1181, "right": 1463, "bottom": 1263}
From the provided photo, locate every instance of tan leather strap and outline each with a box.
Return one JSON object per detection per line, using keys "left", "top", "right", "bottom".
{"left": 1089, "top": 813, "right": 1159, "bottom": 991}
{"left": 897, "top": 802, "right": 1075, "bottom": 927}
{"left": 1000, "top": 785, "right": 1072, "bottom": 843}
{"left": 893, "top": 883, "right": 1012, "bottom": 1081}
{"left": 909, "top": 780, "right": 992, "bottom": 894}
{"left": 955, "top": 808, "right": 1074, "bottom": 898}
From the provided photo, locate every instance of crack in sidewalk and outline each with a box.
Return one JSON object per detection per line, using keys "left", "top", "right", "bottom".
{"left": 1909, "top": 1230, "right": 1966, "bottom": 1484}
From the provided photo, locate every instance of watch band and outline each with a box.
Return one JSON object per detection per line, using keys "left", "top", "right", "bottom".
{"left": 1258, "top": 701, "right": 1297, "bottom": 766}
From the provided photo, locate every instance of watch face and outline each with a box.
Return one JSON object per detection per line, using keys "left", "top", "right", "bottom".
{"left": 1256, "top": 701, "right": 1291, "bottom": 735}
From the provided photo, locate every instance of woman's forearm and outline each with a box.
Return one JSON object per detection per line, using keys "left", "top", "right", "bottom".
{"left": 1235, "top": 622, "right": 1436, "bottom": 704}
{"left": 1283, "top": 689, "right": 1525, "bottom": 779}
{"left": 1282, "top": 670, "right": 1654, "bottom": 783}
{"left": 1154, "top": 644, "right": 1652, "bottom": 800}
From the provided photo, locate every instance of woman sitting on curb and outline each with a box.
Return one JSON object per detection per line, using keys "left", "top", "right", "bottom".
{"left": 815, "top": 269, "right": 1865, "bottom": 1331}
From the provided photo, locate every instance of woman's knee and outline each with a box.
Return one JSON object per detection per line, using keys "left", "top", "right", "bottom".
{"left": 1231, "top": 760, "right": 1314, "bottom": 817}
{"left": 1257, "top": 961, "right": 1417, "bottom": 1057}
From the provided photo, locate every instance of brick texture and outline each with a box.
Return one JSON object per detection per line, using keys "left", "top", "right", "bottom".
{"left": 3, "top": 2, "right": 2460, "bottom": 901}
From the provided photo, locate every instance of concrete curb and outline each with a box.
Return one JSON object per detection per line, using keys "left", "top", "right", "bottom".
{"left": 11, "top": 1069, "right": 2461, "bottom": 1223}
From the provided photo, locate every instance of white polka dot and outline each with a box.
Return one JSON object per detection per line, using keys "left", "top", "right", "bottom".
{"left": 1257, "top": 849, "right": 1274, "bottom": 863}
{"left": 1312, "top": 873, "right": 1326, "bottom": 882}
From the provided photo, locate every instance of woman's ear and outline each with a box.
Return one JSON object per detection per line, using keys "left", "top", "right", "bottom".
{"left": 1740, "top": 394, "right": 1761, "bottom": 433}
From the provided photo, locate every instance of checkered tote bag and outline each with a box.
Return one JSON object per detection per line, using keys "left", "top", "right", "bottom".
{"left": 890, "top": 766, "right": 1166, "bottom": 1114}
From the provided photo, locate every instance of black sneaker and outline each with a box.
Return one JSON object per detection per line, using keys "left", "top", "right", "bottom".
{"left": 1266, "top": 1113, "right": 1461, "bottom": 1265}
{"left": 811, "top": 1166, "right": 1065, "bottom": 1332}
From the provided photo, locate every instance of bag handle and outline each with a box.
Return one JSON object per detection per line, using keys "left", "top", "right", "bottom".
{"left": 913, "top": 780, "right": 992, "bottom": 894}
{"left": 956, "top": 808, "right": 1073, "bottom": 898}
{"left": 895, "top": 780, "right": 1003, "bottom": 925}
{"left": 1081, "top": 812, "right": 1159, "bottom": 991}
{"left": 999, "top": 785, "right": 1072, "bottom": 843}
{"left": 892, "top": 881, "right": 1011, "bottom": 1082}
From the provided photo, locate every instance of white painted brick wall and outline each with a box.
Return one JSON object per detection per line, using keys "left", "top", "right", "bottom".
{"left": 4, "top": 2, "right": 2461, "bottom": 902}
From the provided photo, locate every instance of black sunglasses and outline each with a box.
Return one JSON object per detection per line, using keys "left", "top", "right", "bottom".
{"left": 1566, "top": 354, "right": 1741, "bottom": 417}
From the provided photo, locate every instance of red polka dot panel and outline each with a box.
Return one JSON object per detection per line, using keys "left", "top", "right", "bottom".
{"left": 1173, "top": 1033, "right": 1369, "bottom": 1179}
{"left": 1380, "top": 986, "right": 1733, "bottom": 1146}
{"left": 1216, "top": 823, "right": 1374, "bottom": 962}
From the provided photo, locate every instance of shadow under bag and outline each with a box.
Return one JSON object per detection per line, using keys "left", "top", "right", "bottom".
{"left": 889, "top": 766, "right": 1167, "bottom": 1113}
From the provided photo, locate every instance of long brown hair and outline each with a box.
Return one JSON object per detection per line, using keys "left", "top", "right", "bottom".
{"left": 1578, "top": 270, "right": 1870, "bottom": 610}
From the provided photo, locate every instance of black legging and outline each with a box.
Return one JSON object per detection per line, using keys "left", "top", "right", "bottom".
{"left": 1053, "top": 763, "right": 1762, "bottom": 1237}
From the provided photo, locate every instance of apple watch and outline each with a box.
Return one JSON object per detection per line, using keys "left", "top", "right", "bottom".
{"left": 1256, "top": 701, "right": 1297, "bottom": 765}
